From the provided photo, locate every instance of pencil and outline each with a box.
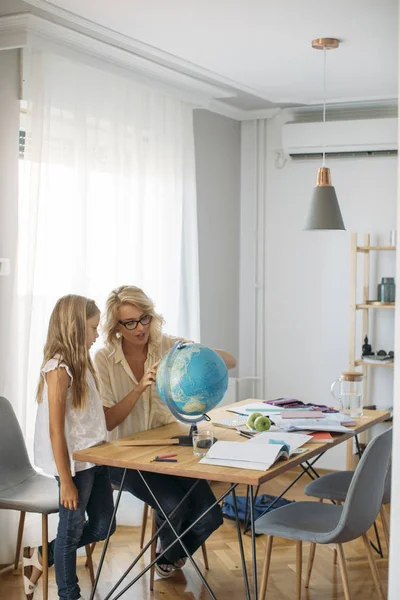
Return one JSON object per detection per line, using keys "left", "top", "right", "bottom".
{"left": 156, "top": 453, "right": 178, "bottom": 459}
{"left": 236, "top": 431, "right": 253, "bottom": 440}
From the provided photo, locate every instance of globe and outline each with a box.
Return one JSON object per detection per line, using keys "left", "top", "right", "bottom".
{"left": 156, "top": 341, "right": 228, "bottom": 443}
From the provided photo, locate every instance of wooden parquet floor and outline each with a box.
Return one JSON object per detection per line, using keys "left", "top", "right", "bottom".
{"left": 0, "top": 468, "right": 389, "bottom": 600}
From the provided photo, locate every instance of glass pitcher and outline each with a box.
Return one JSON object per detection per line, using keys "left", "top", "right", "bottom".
{"left": 330, "top": 372, "right": 364, "bottom": 417}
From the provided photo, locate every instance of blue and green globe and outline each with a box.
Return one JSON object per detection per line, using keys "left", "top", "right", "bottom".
{"left": 156, "top": 342, "right": 228, "bottom": 423}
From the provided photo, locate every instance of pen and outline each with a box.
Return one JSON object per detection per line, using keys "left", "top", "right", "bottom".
{"left": 152, "top": 458, "right": 178, "bottom": 463}
{"left": 236, "top": 431, "right": 253, "bottom": 439}
{"left": 156, "top": 453, "right": 178, "bottom": 459}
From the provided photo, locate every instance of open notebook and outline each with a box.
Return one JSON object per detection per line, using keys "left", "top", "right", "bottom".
{"left": 199, "top": 433, "right": 311, "bottom": 471}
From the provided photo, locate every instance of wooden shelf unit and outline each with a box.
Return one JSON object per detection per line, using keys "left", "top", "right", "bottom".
{"left": 348, "top": 232, "right": 395, "bottom": 468}
{"left": 355, "top": 359, "right": 394, "bottom": 368}
{"left": 357, "top": 245, "right": 396, "bottom": 252}
{"left": 356, "top": 303, "right": 395, "bottom": 309}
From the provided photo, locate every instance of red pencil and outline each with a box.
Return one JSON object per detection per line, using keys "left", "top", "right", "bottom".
{"left": 156, "top": 453, "right": 178, "bottom": 459}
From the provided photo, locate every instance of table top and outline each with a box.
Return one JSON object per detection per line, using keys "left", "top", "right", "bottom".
{"left": 73, "top": 400, "right": 390, "bottom": 486}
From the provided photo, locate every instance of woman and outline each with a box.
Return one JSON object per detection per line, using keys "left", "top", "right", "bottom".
{"left": 95, "top": 285, "right": 236, "bottom": 577}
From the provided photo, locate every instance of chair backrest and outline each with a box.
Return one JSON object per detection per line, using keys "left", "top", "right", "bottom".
{"left": 333, "top": 427, "right": 392, "bottom": 543}
{"left": 0, "top": 397, "right": 36, "bottom": 491}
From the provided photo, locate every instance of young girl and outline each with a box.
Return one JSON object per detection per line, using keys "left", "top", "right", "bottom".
{"left": 23, "top": 295, "right": 115, "bottom": 600}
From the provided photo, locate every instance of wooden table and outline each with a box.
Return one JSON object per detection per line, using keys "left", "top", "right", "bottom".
{"left": 74, "top": 401, "right": 389, "bottom": 600}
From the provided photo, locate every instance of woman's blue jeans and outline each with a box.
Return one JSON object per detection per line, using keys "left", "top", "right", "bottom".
{"left": 43, "top": 465, "right": 116, "bottom": 600}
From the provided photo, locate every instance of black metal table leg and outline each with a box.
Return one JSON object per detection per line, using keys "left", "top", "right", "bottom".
{"left": 243, "top": 484, "right": 260, "bottom": 533}
{"left": 104, "top": 476, "right": 238, "bottom": 600}
{"left": 89, "top": 467, "right": 127, "bottom": 600}
{"left": 136, "top": 470, "right": 218, "bottom": 600}
{"left": 231, "top": 487, "right": 251, "bottom": 600}
{"left": 103, "top": 476, "right": 204, "bottom": 600}
{"left": 249, "top": 485, "right": 258, "bottom": 600}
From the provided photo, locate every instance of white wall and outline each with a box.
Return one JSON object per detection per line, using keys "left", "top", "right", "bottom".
{"left": 193, "top": 109, "right": 241, "bottom": 376}
{"left": 0, "top": 49, "right": 21, "bottom": 563}
{"left": 388, "top": 134, "right": 399, "bottom": 599}
{"left": 240, "top": 115, "right": 397, "bottom": 469}
{"left": 387, "top": 10, "right": 399, "bottom": 597}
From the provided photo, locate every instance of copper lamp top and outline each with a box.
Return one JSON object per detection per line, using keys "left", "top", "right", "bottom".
{"left": 316, "top": 167, "right": 332, "bottom": 187}
{"left": 312, "top": 38, "right": 339, "bottom": 50}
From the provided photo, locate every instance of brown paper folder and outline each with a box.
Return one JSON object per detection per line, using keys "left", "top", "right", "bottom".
{"left": 113, "top": 439, "right": 180, "bottom": 446}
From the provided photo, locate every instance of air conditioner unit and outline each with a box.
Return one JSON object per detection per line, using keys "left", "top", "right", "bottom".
{"left": 282, "top": 118, "right": 398, "bottom": 159}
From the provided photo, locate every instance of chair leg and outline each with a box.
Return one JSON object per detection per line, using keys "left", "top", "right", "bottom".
{"left": 150, "top": 510, "right": 157, "bottom": 591}
{"left": 85, "top": 545, "right": 95, "bottom": 586}
{"left": 13, "top": 511, "right": 26, "bottom": 572}
{"left": 362, "top": 533, "right": 385, "bottom": 600}
{"left": 332, "top": 501, "right": 342, "bottom": 566}
{"left": 85, "top": 542, "right": 96, "bottom": 567}
{"left": 140, "top": 503, "right": 149, "bottom": 550}
{"left": 201, "top": 543, "right": 209, "bottom": 570}
{"left": 380, "top": 505, "right": 390, "bottom": 550}
{"left": 41, "top": 514, "right": 49, "bottom": 600}
{"left": 296, "top": 540, "right": 302, "bottom": 600}
{"left": 259, "top": 536, "right": 273, "bottom": 600}
{"left": 305, "top": 543, "right": 316, "bottom": 588}
{"left": 336, "top": 543, "right": 351, "bottom": 600}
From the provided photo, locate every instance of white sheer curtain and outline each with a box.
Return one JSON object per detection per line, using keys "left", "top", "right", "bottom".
{"left": 12, "top": 49, "right": 200, "bottom": 446}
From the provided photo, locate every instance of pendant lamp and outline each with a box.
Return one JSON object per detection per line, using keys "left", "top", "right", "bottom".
{"left": 304, "top": 38, "right": 345, "bottom": 231}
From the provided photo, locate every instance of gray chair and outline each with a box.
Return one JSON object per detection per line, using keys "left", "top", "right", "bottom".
{"left": 0, "top": 397, "right": 94, "bottom": 600}
{"left": 255, "top": 428, "right": 392, "bottom": 600}
{"left": 304, "top": 457, "right": 391, "bottom": 550}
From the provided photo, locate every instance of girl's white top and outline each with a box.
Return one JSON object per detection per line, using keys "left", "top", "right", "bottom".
{"left": 34, "top": 357, "right": 107, "bottom": 476}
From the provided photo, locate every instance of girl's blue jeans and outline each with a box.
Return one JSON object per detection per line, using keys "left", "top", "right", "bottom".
{"left": 42, "top": 465, "right": 116, "bottom": 600}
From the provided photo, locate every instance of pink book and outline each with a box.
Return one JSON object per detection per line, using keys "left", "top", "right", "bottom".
{"left": 280, "top": 410, "right": 325, "bottom": 419}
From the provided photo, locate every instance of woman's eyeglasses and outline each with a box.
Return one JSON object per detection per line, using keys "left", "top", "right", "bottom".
{"left": 118, "top": 315, "right": 152, "bottom": 331}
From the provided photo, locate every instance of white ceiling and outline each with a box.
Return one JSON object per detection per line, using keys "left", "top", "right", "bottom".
{"left": 4, "top": 0, "right": 399, "bottom": 114}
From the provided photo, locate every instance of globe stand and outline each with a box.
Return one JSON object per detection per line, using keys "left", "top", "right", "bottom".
{"left": 172, "top": 420, "right": 218, "bottom": 447}
{"left": 172, "top": 424, "right": 199, "bottom": 447}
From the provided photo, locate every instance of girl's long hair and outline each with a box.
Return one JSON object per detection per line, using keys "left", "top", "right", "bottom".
{"left": 36, "top": 295, "right": 100, "bottom": 410}
{"left": 103, "top": 285, "right": 164, "bottom": 352}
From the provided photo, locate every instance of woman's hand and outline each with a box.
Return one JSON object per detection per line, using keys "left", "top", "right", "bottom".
{"left": 60, "top": 479, "right": 79, "bottom": 511}
{"left": 137, "top": 361, "right": 160, "bottom": 394}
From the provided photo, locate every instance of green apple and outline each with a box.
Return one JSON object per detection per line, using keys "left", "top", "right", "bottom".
{"left": 247, "top": 412, "right": 264, "bottom": 430}
{"left": 254, "top": 415, "right": 271, "bottom": 432}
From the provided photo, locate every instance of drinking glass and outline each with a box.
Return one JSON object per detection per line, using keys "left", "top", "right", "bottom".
{"left": 192, "top": 431, "right": 214, "bottom": 457}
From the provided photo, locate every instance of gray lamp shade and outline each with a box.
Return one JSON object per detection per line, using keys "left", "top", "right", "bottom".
{"left": 304, "top": 185, "right": 345, "bottom": 231}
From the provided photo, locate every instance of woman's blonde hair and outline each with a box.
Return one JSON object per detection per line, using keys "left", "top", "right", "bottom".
{"left": 36, "top": 295, "right": 100, "bottom": 410}
{"left": 103, "top": 285, "right": 164, "bottom": 350}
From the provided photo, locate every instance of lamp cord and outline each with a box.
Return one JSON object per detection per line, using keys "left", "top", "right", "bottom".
{"left": 322, "top": 45, "right": 327, "bottom": 167}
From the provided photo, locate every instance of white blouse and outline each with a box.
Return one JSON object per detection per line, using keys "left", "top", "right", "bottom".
{"left": 34, "top": 357, "right": 107, "bottom": 477}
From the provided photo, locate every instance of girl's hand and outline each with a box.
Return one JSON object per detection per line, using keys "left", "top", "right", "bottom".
{"left": 60, "top": 480, "right": 79, "bottom": 511}
{"left": 137, "top": 361, "right": 160, "bottom": 394}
